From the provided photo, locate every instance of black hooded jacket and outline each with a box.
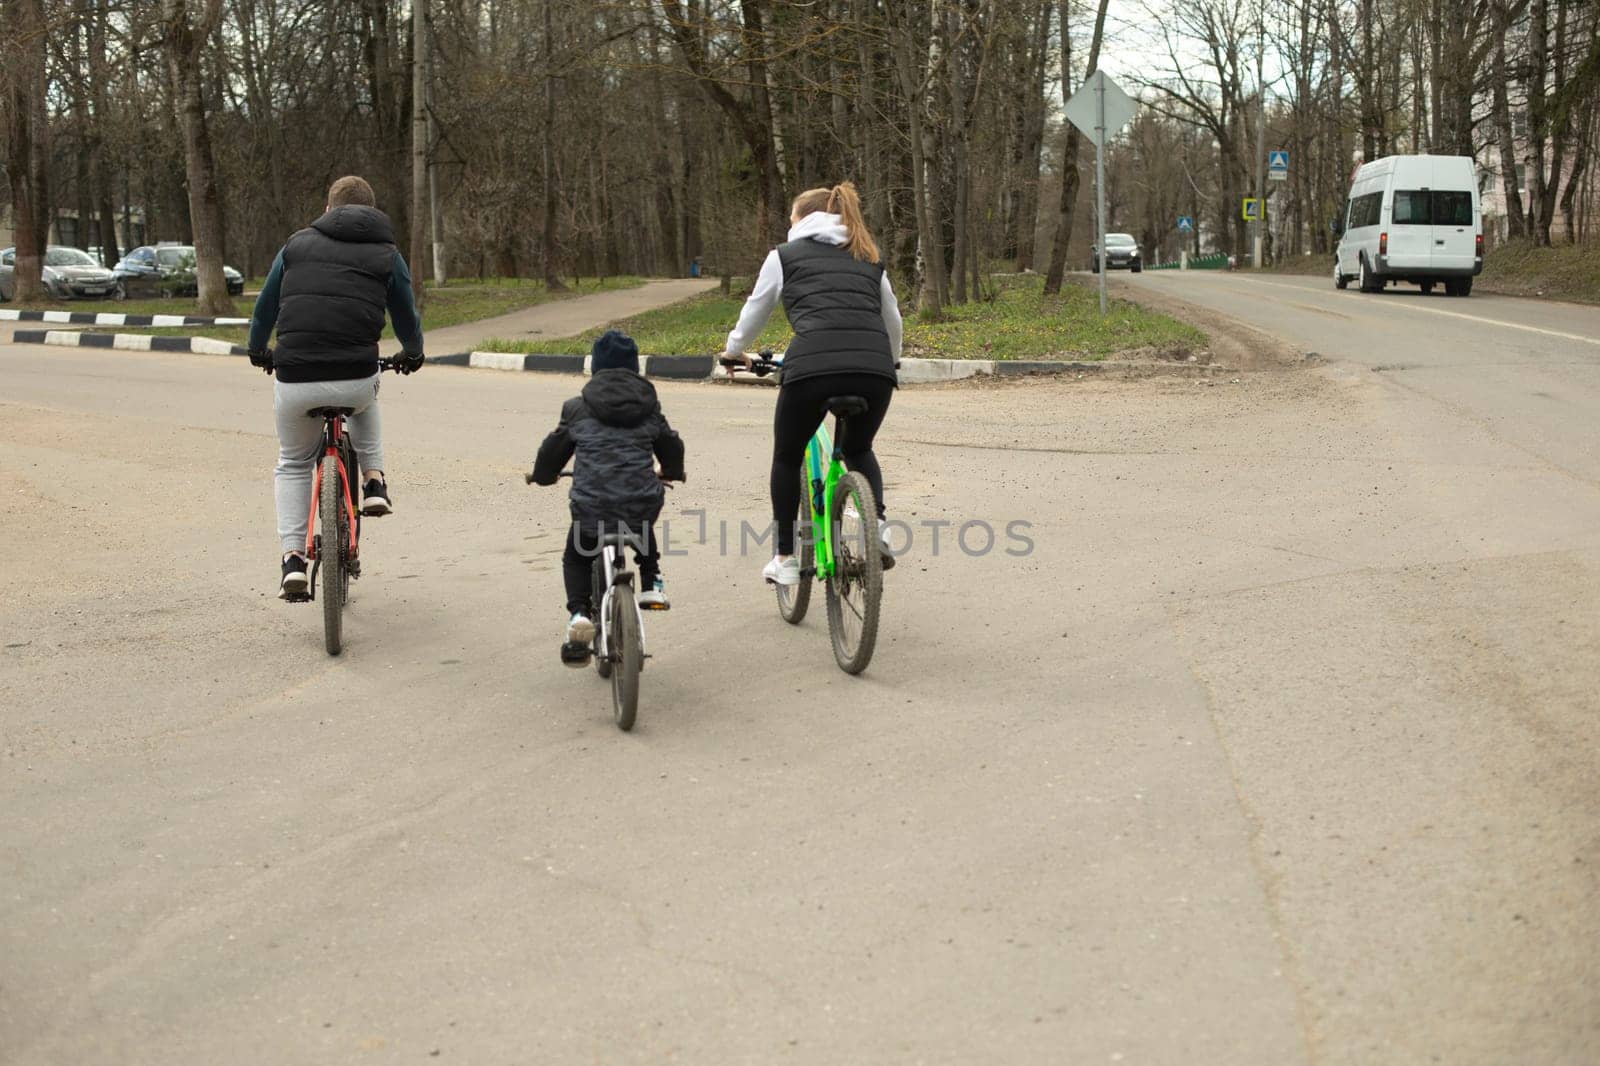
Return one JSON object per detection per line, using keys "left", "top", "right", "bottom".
{"left": 531, "top": 371, "right": 686, "bottom": 525}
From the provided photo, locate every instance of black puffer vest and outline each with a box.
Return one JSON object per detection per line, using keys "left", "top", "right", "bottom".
{"left": 776, "top": 239, "right": 896, "bottom": 385}
{"left": 274, "top": 205, "right": 396, "bottom": 382}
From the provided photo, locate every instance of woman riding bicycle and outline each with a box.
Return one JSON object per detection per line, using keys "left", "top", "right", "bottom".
{"left": 722, "top": 182, "right": 903, "bottom": 587}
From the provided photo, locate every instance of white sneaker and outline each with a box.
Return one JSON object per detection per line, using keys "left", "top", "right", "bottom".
{"left": 566, "top": 613, "right": 595, "bottom": 643}
{"left": 763, "top": 556, "right": 801, "bottom": 586}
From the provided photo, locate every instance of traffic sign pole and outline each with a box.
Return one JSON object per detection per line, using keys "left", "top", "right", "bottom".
{"left": 1095, "top": 78, "right": 1107, "bottom": 315}
{"left": 1065, "top": 71, "right": 1135, "bottom": 314}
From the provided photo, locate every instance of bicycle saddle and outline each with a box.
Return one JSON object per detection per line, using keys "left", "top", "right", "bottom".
{"left": 597, "top": 531, "right": 646, "bottom": 549}
{"left": 306, "top": 405, "right": 356, "bottom": 418}
{"left": 826, "top": 395, "right": 869, "bottom": 418}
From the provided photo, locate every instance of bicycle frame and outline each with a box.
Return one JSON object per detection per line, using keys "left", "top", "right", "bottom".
{"left": 594, "top": 537, "right": 649, "bottom": 662}
{"left": 304, "top": 416, "right": 359, "bottom": 562}
{"left": 802, "top": 422, "right": 846, "bottom": 581}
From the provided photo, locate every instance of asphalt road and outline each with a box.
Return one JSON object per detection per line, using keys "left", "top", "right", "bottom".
{"left": 2, "top": 277, "right": 1597, "bottom": 1065}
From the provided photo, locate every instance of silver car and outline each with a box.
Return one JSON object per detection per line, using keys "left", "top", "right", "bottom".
{"left": 0, "top": 245, "right": 120, "bottom": 301}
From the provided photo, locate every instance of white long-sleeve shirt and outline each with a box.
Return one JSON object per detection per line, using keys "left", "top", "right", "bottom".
{"left": 724, "top": 212, "right": 903, "bottom": 361}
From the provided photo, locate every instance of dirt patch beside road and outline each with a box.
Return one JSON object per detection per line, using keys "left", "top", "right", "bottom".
{"left": 1105, "top": 275, "right": 1307, "bottom": 371}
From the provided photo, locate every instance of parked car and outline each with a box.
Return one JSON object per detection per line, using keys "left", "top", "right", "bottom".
{"left": 0, "top": 245, "right": 120, "bottom": 301}
{"left": 1090, "top": 233, "right": 1143, "bottom": 273}
{"left": 1333, "top": 154, "right": 1483, "bottom": 296}
{"left": 112, "top": 244, "right": 245, "bottom": 299}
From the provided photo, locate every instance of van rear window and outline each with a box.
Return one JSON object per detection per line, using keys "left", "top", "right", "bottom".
{"left": 1433, "top": 191, "right": 1472, "bottom": 225}
{"left": 1394, "top": 191, "right": 1430, "bottom": 224}
{"left": 1393, "top": 190, "right": 1474, "bottom": 226}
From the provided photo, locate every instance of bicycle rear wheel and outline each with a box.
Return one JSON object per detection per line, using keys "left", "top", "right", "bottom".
{"left": 777, "top": 463, "right": 814, "bottom": 624}
{"left": 824, "top": 471, "right": 882, "bottom": 675}
{"left": 320, "top": 452, "right": 345, "bottom": 656}
{"left": 609, "top": 584, "right": 641, "bottom": 731}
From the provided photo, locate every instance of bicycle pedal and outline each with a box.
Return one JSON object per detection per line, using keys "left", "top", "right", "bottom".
{"left": 559, "top": 640, "right": 592, "bottom": 667}
{"left": 640, "top": 602, "right": 670, "bottom": 611}
{"left": 282, "top": 592, "right": 312, "bottom": 604}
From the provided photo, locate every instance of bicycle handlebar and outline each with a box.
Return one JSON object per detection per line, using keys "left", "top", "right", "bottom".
{"left": 721, "top": 347, "right": 780, "bottom": 377}
{"left": 524, "top": 469, "right": 677, "bottom": 487}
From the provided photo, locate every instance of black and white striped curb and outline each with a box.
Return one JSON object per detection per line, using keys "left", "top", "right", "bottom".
{"left": 0, "top": 308, "right": 250, "bottom": 327}
{"left": 7, "top": 330, "right": 1221, "bottom": 383}
{"left": 12, "top": 328, "right": 247, "bottom": 356}
{"left": 447, "top": 352, "right": 717, "bottom": 379}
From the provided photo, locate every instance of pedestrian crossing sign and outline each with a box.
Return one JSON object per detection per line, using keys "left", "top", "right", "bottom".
{"left": 1242, "top": 198, "right": 1262, "bottom": 221}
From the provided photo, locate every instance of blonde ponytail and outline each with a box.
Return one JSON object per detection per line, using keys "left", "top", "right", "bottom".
{"left": 828, "top": 182, "right": 880, "bottom": 263}
{"left": 790, "top": 181, "right": 882, "bottom": 263}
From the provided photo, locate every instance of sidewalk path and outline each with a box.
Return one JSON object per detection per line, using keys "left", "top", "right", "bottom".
{"left": 381, "top": 278, "right": 719, "bottom": 357}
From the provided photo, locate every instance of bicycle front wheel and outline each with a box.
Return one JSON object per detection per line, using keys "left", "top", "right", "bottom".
{"left": 825, "top": 471, "right": 883, "bottom": 675}
{"left": 320, "top": 453, "right": 345, "bottom": 656}
{"left": 609, "top": 584, "right": 642, "bottom": 731}
{"left": 592, "top": 558, "right": 612, "bottom": 679}
{"left": 777, "top": 462, "right": 814, "bottom": 624}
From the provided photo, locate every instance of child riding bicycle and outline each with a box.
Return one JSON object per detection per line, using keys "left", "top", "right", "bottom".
{"left": 530, "top": 331, "right": 685, "bottom": 663}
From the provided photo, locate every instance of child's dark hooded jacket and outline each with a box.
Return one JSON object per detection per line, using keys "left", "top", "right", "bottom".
{"left": 531, "top": 370, "right": 685, "bottom": 525}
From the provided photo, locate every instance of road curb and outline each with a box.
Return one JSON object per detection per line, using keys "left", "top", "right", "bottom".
{"left": 0, "top": 308, "right": 250, "bottom": 327}
{"left": 13, "top": 328, "right": 248, "bottom": 356}
{"left": 7, "top": 330, "right": 1228, "bottom": 383}
{"left": 458, "top": 352, "right": 716, "bottom": 379}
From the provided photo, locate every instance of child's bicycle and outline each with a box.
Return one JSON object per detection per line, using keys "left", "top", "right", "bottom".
{"left": 286, "top": 356, "right": 406, "bottom": 656}
{"left": 525, "top": 470, "right": 665, "bottom": 732}
{"left": 721, "top": 353, "right": 884, "bottom": 675}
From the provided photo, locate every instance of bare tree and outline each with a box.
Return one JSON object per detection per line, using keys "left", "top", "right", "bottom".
{"left": 1043, "top": 0, "right": 1110, "bottom": 295}
{"left": 162, "top": 0, "right": 233, "bottom": 315}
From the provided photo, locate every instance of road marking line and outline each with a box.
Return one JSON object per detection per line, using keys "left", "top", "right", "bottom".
{"left": 1234, "top": 276, "right": 1600, "bottom": 347}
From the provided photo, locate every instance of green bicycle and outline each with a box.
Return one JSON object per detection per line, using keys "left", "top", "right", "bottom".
{"left": 723, "top": 355, "right": 884, "bottom": 674}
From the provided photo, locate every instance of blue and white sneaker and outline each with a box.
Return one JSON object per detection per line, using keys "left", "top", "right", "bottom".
{"left": 639, "top": 578, "right": 670, "bottom": 611}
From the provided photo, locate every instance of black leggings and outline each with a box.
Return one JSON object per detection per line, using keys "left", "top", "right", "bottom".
{"left": 771, "top": 372, "right": 895, "bottom": 555}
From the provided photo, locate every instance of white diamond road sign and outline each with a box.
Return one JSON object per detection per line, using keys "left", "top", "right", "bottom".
{"left": 1064, "top": 71, "right": 1137, "bottom": 146}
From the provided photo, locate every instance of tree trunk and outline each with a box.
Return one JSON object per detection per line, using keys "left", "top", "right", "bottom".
{"left": 889, "top": 0, "right": 944, "bottom": 315}
{"left": 541, "top": 0, "right": 566, "bottom": 289}
{"left": 1490, "top": 2, "right": 1527, "bottom": 239}
{"left": 1014, "top": 0, "right": 1051, "bottom": 271}
{"left": 163, "top": 0, "right": 234, "bottom": 316}
{"left": 90, "top": 0, "right": 120, "bottom": 265}
{"left": 4, "top": 0, "right": 49, "bottom": 301}
{"left": 409, "top": 0, "right": 428, "bottom": 301}
{"left": 1043, "top": 0, "right": 1109, "bottom": 296}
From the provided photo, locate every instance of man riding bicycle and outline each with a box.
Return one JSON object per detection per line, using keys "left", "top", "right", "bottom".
{"left": 248, "top": 175, "right": 425, "bottom": 599}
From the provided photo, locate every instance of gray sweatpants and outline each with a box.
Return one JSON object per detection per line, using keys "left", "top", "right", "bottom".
{"left": 274, "top": 374, "right": 384, "bottom": 554}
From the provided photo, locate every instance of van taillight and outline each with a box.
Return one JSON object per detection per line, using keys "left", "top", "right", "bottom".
{"left": 1379, "top": 232, "right": 1387, "bottom": 256}
{"left": 1475, "top": 234, "right": 1483, "bottom": 257}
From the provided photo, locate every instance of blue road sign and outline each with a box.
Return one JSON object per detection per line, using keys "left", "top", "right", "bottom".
{"left": 1177, "top": 216, "right": 1194, "bottom": 233}
{"left": 1268, "top": 150, "right": 1289, "bottom": 180}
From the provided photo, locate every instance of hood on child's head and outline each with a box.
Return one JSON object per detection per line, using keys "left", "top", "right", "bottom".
{"left": 581, "top": 370, "right": 658, "bottom": 428}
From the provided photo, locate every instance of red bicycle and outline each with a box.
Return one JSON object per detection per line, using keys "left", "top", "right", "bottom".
{"left": 291, "top": 356, "right": 404, "bottom": 655}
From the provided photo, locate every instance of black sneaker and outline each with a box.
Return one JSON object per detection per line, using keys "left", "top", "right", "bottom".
{"left": 361, "top": 477, "right": 392, "bottom": 516}
{"left": 279, "top": 553, "right": 309, "bottom": 599}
